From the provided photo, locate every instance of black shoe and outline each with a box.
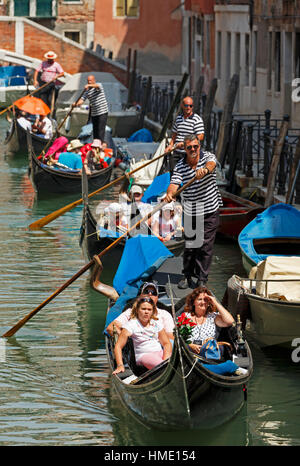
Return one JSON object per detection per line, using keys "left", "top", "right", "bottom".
{"left": 178, "top": 277, "right": 193, "bottom": 289}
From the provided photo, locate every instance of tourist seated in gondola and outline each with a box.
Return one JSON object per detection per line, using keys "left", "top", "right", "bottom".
{"left": 32, "top": 114, "right": 53, "bottom": 139}
{"left": 44, "top": 136, "right": 68, "bottom": 162}
{"left": 49, "top": 139, "right": 83, "bottom": 172}
{"left": 112, "top": 295, "right": 172, "bottom": 374}
{"left": 16, "top": 110, "right": 33, "bottom": 131}
{"left": 182, "top": 286, "right": 235, "bottom": 355}
{"left": 83, "top": 139, "right": 110, "bottom": 174}
{"left": 151, "top": 201, "right": 182, "bottom": 243}
{"left": 107, "top": 282, "right": 175, "bottom": 342}
{"left": 103, "top": 203, "right": 128, "bottom": 232}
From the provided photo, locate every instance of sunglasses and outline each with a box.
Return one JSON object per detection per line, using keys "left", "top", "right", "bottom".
{"left": 138, "top": 297, "right": 154, "bottom": 303}
{"left": 184, "top": 104, "right": 193, "bottom": 107}
{"left": 186, "top": 144, "right": 199, "bottom": 151}
{"left": 143, "top": 289, "right": 158, "bottom": 296}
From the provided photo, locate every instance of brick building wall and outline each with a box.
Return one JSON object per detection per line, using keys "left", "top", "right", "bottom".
{"left": 0, "top": 18, "right": 128, "bottom": 86}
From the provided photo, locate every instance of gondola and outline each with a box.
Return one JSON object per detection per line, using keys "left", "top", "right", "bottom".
{"left": 79, "top": 168, "right": 185, "bottom": 266}
{"left": 90, "top": 236, "right": 253, "bottom": 430}
{"left": 4, "top": 114, "right": 53, "bottom": 156}
{"left": 27, "top": 131, "right": 113, "bottom": 196}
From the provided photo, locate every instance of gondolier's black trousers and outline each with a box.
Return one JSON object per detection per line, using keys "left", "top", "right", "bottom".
{"left": 183, "top": 209, "right": 219, "bottom": 283}
{"left": 91, "top": 112, "right": 108, "bottom": 142}
{"left": 38, "top": 81, "right": 58, "bottom": 109}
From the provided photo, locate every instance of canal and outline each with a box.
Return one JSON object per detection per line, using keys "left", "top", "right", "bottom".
{"left": 0, "top": 117, "right": 299, "bottom": 446}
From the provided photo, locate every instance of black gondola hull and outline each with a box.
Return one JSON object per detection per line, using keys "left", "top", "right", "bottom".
{"left": 5, "top": 118, "right": 50, "bottom": 156}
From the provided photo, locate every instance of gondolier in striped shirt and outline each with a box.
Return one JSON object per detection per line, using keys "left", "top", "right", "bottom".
{"left": 166, "top": 96, "right": 204, "bottom": 172}
{"left": 165, "top": 134, "right": 222, "bottom": 289}
{"left": 73, "top": 75, "right": 109, "bottom": 143}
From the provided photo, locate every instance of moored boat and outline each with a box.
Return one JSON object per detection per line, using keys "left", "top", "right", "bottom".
{"left": 0, "top": 65, "right": 34, "bottom": 108}
{"left": 218, "top": 189, "right": 263, "bottom": 239}
{"left": 224, "top": 256, "right": 300, "bottom": 348}
{"left": 90, "top": 236, "right": 253, "bottom": 430}
{"left": 238, "top": 203, "right": 300, "bottom": 275}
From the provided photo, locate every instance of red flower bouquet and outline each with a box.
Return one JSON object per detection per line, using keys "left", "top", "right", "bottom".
{"left": 175, "top": 313, "right": 197, "bottom": 343}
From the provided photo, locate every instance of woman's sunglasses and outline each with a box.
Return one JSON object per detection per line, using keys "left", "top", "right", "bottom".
{"left": 139, "top": 297, "right": 154, "bottom": 303}
{"left": 184, "top": 104, "right": 193, "bottom": 107}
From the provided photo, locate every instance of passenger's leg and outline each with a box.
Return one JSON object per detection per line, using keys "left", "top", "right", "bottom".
{"left": 137, "top": 351, "right": 164, "bottom": 370}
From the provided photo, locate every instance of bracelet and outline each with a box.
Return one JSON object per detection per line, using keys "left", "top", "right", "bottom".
{"left": 117, "top": 364, "right": 124, "bottom": 368}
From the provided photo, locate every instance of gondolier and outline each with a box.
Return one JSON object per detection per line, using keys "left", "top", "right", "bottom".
{"left": 73, "top": 74, "right": 109, "bottom": 143}
{"left": 166, "top": 96, "right": 204, "bottom": 171}
{"left": 33, "top": 51, "right": 64, "bottom": 108}
{"left": 165, "top": 134, "right": 222, "bottom": 289}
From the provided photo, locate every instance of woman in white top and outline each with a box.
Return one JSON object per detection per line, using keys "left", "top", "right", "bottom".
{"left": 183, "top": 286, "right": 234, "bottom": 354}
{"left": 113, "top": 297, "right": 172, "bottom": 374}
{"left": 152, "top": 202, "right": 182, "bottom": 243}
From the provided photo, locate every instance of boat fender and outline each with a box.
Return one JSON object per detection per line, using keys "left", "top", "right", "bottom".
{"left": 64, "top": 115, "right": 71, "bottom": 133}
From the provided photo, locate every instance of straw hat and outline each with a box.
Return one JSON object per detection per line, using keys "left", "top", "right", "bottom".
{"left": 44, "top": 51, "right": 57, "bottom": 60}
{"left": 67, "top": 139, "right": 83, "bottom": 151}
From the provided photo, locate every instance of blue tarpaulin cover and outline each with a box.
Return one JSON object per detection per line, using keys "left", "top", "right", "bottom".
{"left": 202, "top": 360, "right": 239, "bottom": 375}
{"left": 0, "top": 66, "right": 27, "bottom": 86}
{"left": 104, "top": 235, "right": 173, "bottom": 330}
{"left": 128, "top": 128, "right": 153, "bottom": 142}
{"left": 141, "top": 172, "right": 170, "bottom": 204}
{"left": 238, "top": 203, "right": 300, "bottom": 265}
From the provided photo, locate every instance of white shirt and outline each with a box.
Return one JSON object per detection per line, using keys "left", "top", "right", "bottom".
{"left": 116, "top": 307, "right": 174, "bottom": 334}
{"left": 39, "top": 117, "right": 53, "bottom": 139}
{"left": 17, "top": 117, "right": 32, "bottom": 131}
{"left": 123, "top": 318, "right": 163, "bottom": 360}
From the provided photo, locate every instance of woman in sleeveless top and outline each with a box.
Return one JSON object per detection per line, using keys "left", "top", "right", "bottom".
{"left": 183, "top": 286, "right": 234, "bottom": 354}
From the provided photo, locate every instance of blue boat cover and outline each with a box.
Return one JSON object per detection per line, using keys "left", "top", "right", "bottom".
{"left": 238, "top": 203, "right": 300, "bottom": 264}
{"left": 97, "top": 226, "right": 123, "bottom": 239}
{"left": 0, "top": 66, "right": 27, "bottom": 87}
{"left": 104, "top": 235, "right": 173, "bottom": 330}
{"left": 128, "top": 128, "right": 153, "bottom": 142}
{"left": 141, "top": 172, "right": 170, "bottom": 204}
{"left": 202, "top": 360, "right": 239, "bottom": 375}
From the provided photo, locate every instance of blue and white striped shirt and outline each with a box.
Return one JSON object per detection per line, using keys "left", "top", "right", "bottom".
{"left": 82, "top": 83, "right": 109, "bottom": 116}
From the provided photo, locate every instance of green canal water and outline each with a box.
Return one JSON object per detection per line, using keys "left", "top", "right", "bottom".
{"left": 0, "top": 118, "right": 299, "bottom": 447}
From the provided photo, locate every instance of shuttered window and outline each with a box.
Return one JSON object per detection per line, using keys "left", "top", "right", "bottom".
{"left": 14, "top": 0, "right": 30, "bottom": 16}
{"left": 36, "top": 0, "right": 53, "bottom": 17}
{"left": 115, "top": 0, "right": 139, "bottom": 17}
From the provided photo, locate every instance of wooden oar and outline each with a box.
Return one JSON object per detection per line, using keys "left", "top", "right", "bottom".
{"left": 28, "top": 143, "right": 178, "bottom": 230}
{"left": 0, "top": 75, "right": 62, "bottom": 117}
{"left": 2, "top": 175, "right": 197, "bottom": 338}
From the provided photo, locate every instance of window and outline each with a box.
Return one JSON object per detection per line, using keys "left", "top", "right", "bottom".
{"left": 274, "top": 31, "right": 281, "bottom": 92}
{"left": 226, "top": 32, "right": 231, "bottom": 81}
{"left": 267, "top": 31, "right": 272, "bottom": 90}
{"left": 245, "top": 33, "right": 250, "bottom": 86}
{"left": 64, "top": 31, "right": 80, "bottom": 43}
{"left": 217, "top": 31, "right": 222, "bottom": 79}
{"left": 36, "top": 0, "right": 53, "bottom": 17}
{"left": 14, "top": 0, "right": 29, "bottom": 16}
{"left": 115, "top": 0, "right": 139, "bottom": 17}
{"left": 252, "top": 31, "right": 257, "bottom": 87}
{"left": 295, "top": 33, "right": 300, "bottom": 79}
{"left": 206, "top": 21, "right": 210, "bottom": 66}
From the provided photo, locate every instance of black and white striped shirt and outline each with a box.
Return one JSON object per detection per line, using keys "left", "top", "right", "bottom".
{"left": 172, "top": 113, "right": 204, "bottom": 155}
{"left": 170, "top": 151, "right": 223, "bottom": 215}
{"left": 82, "top": 83, "right": 109, "bottom": 116}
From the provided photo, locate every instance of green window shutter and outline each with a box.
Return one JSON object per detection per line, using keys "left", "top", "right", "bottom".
{"left": 14, "top": 0, "right": 30, "bottom": 16}
{"left": 116, "top": 0, "right": 125, "bottom": 16}
{"left": 36, "top": 0, "right": 53, "bottom": 17}
{"left": 127, "top": 0, "right": 138, "bottom": 17}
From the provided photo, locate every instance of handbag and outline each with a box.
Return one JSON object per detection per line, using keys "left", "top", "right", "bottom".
{"left": 199, "top": 338, "right": 232, "bottom": 361}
